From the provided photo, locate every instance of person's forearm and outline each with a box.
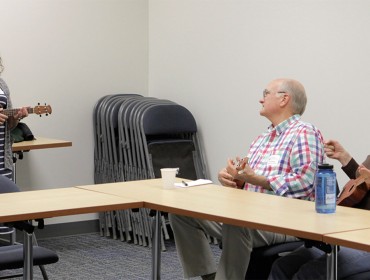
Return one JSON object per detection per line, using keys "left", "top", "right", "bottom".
{"left": 339, "top": 151, "right": 352, "bottom": 167}
{"left": 246, "top": 174, "right": 272, "bottom": 190}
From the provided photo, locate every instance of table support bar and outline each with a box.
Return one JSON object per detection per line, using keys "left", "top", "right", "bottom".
{"left": 151, "top": 210, "right": 161, "bottom": 280}
{"left": 23, "top": 231, "right": 33, "bottom": 280}
{"left": 326, "top": 244, "right": 338, "bottom": 280}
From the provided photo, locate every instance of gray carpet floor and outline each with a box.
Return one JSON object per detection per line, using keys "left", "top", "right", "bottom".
{"left": 0, "top": 232, "right": 221, "bottom": 280}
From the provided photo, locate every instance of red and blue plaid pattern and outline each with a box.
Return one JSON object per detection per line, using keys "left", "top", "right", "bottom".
{"left": 245, "top": 114, "right": 324, "bottom": 201}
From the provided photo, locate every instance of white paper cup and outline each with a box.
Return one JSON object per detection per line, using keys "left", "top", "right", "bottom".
{"left": 160, "top": 168, "right": 179, "bottom": 189}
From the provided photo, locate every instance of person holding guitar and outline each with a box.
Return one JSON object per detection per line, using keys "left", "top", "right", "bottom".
{"left": 169, "top": 78, "right": 325, "bottom": 280}
{"left": 268, "top": 139, "right": 370, "bottom": 280}
{"left": 0, "top": 56, "right": 29, "bottom": 179}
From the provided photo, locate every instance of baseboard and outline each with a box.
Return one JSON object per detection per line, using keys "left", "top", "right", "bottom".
{"left": 15, "top": 219, "right": 100, "bottom": 241}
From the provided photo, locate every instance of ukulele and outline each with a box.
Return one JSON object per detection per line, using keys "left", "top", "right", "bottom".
{"left": 337, "top": 174, "right": 370, "bottom": 207}
{"left": 2, "top": 104, "right": 52, "bottom": 117}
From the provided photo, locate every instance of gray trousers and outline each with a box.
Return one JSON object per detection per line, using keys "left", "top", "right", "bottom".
{"left": 169, "top": 213, "right": 299, "bottom": 280}
{"left": 268, "top": 246, "right": 370, "bottom": 280}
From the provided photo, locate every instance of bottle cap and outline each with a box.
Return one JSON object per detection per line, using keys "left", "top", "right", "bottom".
{"left": 318, "top": 163, "right": 333, "bottom": 169}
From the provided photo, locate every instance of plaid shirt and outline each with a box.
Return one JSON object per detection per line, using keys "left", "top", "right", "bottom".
{"left": 244, "top": 114, "right": 324, "bottom": 201}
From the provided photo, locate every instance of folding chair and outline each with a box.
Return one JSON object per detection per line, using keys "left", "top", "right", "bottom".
{"left": 93, "top": 94, "right": 141, "bottom": 238}
{"left": 138, "top": 103, "right": 210, "bottom": 248}
{"left": 139, "top": 103, "right": 208, "bottom": 180}
{"left": 94, "top": 95, "right": 210, "bottom": 250}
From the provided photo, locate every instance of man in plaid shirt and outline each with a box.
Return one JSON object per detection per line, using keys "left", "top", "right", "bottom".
{"left": 169, "top": 78, "right": 325, "bottom": 280}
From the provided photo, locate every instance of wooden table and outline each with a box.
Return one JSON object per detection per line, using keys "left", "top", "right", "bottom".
{"left": 4, "top": 178, "right": 370, "bottom": 280}
{"left": 0, "top": 187, "right": 142, "bottom": 280}
{"left": 323, "top": 228, "right": 370, "bottom": 252}
{"left": 76, "top": 179, "right": 370, "bottom": 240}
{"left": 12, "top": 137, "right": 72, "bottom": 153}
{"left": 76, "top": 179, "right": 370, "bottom": 280}
{"left": 10, "top": 137, "right": 73, "bottom": 279}
{"left": 11, "top": 137, "right": 72, "bottom": 183}
{"left": 0, "top": 187, "right": 141, "bottom": 223}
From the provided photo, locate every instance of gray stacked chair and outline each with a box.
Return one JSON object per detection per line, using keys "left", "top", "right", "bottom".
{"left": 93, "top": 94, "right": 109, "bottom": 185}
{"left": 93, "top": 94, "right": 209, "bottom": 250}
{"left": 93, "top": 94, "right": 118, "bottom": 237}
{"left": 117, "top": 97, "right": 174, "bottom": 249}
{"left": 93, "top": 94, "right": 141, "bottom": 238}
{"left": 139, "top": 103, "right": 208, "bottom": 180}
{"left": 138, "top": 102, "right": 212, "bottom": 247}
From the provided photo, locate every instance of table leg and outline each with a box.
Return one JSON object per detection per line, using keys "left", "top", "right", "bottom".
{"left": 326, "top": 244, "right": 338, "bottom": 280}
{"left": 12, "top": 151, "right": 24, "bottom": 183}
{"left": 151, "top": 210, "right": 161, "bottom": 280}
{"left": 23, "top": 231, "right": 33, "bottom": 280}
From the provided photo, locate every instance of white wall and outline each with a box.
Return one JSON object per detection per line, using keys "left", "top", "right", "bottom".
{"left": 1, "top": 0, "right": 148, "bottom": 223}
{"left": 2, "top": 0, "right": 369, "bottom": 225}
{"left": 148, "top": 0, "right": 370, "bottom": 187}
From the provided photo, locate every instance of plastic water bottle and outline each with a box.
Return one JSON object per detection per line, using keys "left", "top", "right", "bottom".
{"left": 315, "top": 163, "right": 336, "bottom": 213}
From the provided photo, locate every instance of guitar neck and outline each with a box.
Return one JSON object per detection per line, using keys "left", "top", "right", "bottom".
{"left": 2, "top": 107, "right": 34, "bottom": 117}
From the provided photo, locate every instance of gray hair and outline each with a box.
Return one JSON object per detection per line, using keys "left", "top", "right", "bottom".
{"left": 280, "top": 79, "right": 307, "bottom": 115}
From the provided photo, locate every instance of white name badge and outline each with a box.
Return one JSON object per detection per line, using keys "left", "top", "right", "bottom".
{"left": 267, "top": 155, "right": 280, "bottom": 166}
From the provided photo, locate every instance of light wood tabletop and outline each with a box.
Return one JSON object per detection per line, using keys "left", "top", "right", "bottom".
{"left": 323, "top": 228, "right": 370, "bottom": 252}
{"left": 0, "top": 187, "right": 142, "bottom": 223}
{"left": 3, "top": 178, "right": 368, "bottom": 280}
{"left": 12, "top": 137, "right": 72, "bottom": 152}
{"left": 76, "top": 178, "right": 370, "bottom": 242}
{"left": 0, "top": 186, "right": 143, "bottom": 280}
{"left": 77, "top": 178, "right": 370, "bottom": 280}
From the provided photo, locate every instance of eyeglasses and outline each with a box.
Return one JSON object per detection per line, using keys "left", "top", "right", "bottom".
{"left": 262, "top": 90, "right": 286, "bottom": 98}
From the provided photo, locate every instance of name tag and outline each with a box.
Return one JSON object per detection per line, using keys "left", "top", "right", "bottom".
{"left": 267, "top": 155, "right": 280, "bottom": 166}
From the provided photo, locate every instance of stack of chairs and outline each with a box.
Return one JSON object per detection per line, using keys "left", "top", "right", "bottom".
{"left": 93, "top": 94, "right": 209, "bottom": 250}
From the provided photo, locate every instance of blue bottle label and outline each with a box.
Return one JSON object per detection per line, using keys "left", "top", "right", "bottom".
{"left": 325, "top": 176, "right": 336, "bottom": 204}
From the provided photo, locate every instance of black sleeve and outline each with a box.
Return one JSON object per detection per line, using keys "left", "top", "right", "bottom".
{"left": 341, "top": 158, "right": 359, "bottom": 180}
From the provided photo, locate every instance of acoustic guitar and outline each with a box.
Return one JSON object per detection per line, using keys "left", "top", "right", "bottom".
{"left": 337, "top": 175, "right": 370, "bottom": 207}
{"left": 2, "top": 104, "right": 52, "bottom": 117}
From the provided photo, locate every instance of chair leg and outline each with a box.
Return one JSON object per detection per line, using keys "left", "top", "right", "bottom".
{"left": 39, "top": 265, "right": 49, "bottom": 280}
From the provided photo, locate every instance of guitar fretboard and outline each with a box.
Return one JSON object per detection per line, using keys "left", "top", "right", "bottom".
{"left": 3, "top": 107, "right": 34, "bottom": 117}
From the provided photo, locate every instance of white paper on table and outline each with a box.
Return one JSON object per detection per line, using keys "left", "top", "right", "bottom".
{"left": 175, "top": 179, "right": 213, "bottom": 188}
